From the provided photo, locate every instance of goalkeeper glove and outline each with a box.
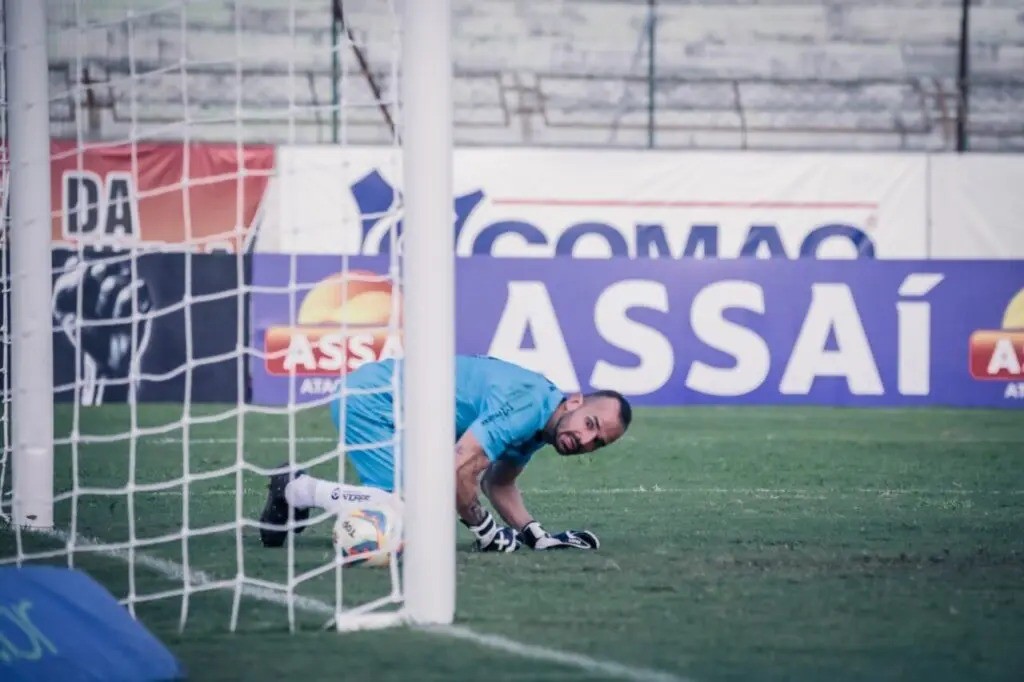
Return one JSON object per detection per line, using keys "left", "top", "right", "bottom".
{"left": 461, "top": 511, "right": 521, "bottom": 553}
{"left": 520, "top": 521, "right": 600, "bottom": 550}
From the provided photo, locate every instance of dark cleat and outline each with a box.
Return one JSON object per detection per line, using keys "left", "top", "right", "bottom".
{"left": 259, "top": 462, "right": 310, "bottom": 548}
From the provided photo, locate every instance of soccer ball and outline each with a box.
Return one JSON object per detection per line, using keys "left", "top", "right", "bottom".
{"left": 331, "top": 505, "right": 401, "bottom": 567}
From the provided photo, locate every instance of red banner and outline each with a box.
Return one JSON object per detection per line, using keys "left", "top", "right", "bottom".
{"left": 50, "top": 139, "right": 274, "bottom": 252}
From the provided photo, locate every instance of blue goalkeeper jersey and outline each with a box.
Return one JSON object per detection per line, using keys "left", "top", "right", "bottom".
{"left": 454, "top": 355, "right": 565, "bottom": 465}
{"left": 330, "top": 355, "right": 565, "bottom": 490}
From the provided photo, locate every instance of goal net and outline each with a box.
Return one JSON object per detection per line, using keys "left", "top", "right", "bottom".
{"left": 1, "top": 0, "right": 454, "bottom": 633}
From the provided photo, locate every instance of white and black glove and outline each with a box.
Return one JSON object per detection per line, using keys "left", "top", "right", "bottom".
{"left": 461, "top": 511, "right": 521, "bottom": 553}
{"left": 520, "top": 521, "right": 600, "bottom": 550}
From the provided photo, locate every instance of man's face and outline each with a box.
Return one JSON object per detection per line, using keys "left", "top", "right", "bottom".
{"left": 552, "top": 395, "right": 626, "bottom": 455}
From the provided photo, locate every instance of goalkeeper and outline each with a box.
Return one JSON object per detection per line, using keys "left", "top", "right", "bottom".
{"left": 260, "top": 354, "right": 632, "bottom": 552}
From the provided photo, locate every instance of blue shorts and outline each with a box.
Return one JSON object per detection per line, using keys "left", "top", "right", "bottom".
{"left": 329, "top": 364, "right": 399, "bottom": 492}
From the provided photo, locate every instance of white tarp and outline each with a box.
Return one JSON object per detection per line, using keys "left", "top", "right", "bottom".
{"left": 929, "top": 154, "right": 1024, "bottom": 259}
{"left": 256, "top": 147, "right": 929, "bottom": 259}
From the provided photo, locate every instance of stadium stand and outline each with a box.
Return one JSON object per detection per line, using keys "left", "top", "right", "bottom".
{"left": 45, "top": 0, "right": 1024, "bottom": 151}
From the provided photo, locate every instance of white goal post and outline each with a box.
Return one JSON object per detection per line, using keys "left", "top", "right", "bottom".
{"left": 6, "top": 0, "right": 56, "bottom": 530}
{"left": 401, "top": 0, "right": 456, "bottom": 625}
{"left": 2, "top": 0, "right": 454, "bottom": 630}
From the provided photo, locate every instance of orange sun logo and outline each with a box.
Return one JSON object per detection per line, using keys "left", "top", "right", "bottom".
{"left": 264, "top": 271, "right": 402, "bottom": 376}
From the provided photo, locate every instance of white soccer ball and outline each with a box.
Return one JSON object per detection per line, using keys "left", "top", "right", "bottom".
{"left": 331, "top": 504, "right": 402, "bottom": 567}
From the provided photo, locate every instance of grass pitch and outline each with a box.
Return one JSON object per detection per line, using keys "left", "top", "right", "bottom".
{"left": 3, "top": 404, "right": 1023, "bottom": 681}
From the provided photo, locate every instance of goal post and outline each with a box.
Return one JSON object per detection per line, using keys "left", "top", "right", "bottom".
{"left": 6, "top": 0, "right": 55, "bottom": 530}
{"left": 401, "top": 0, "right": 456, "bottom": 626}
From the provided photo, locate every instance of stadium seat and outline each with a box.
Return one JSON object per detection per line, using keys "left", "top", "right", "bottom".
{"left": 43, "top": 0, "right": 1024, "bottom": 151}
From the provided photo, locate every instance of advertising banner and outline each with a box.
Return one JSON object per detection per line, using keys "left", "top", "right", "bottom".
{"left": 251, "top": 255, "right": 1024, "bottom": 409}
{"left": 255, "top": 147, "right": 927, "bottom": 259}
{"left": 250, "top": 255, "right": 398, "bottom": 405}
{"left": 50, "top": 139, "right": 275, "bottom": 252}
{"left": 52, "top": 250, "right": 247, "bottom": 404}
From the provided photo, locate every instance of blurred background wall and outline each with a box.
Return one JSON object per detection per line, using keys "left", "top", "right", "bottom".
{"left": 45, "top": 0, "right": 1024, "bottom": 151}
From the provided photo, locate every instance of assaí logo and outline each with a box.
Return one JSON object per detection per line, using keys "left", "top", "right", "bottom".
{"left": 968, "top": 288, "right": 1024, "bottom": 399}
{"left": 486, "top": 273, "right": 945, "bottom": 400}
{"left": 349, "top": 170, "right": 878, "bottom": 259}
{"left": 263, "top": 270, "right": 401, "bottom": 396}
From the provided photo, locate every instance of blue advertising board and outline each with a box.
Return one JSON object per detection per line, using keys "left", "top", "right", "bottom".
{"left": 250, "top": 256, "right": 1023, "bottom": 408}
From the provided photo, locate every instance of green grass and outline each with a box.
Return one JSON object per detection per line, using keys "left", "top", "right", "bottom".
{"left": 3, "top": 405, "right": 1024, "bottom": 681}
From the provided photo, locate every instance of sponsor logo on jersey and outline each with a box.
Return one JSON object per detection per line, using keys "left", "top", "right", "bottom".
{"left": 480, "top": 402, "right": 515, "bottom": 426}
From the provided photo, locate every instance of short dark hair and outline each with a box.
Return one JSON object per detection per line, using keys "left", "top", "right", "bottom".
{"left": 585, "top": 389, "right": 632, "bottom": 431}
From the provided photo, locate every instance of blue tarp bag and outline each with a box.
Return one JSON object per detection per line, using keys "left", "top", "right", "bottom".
{"left": 0, "top": 565, "right": 185, "bottom": 681}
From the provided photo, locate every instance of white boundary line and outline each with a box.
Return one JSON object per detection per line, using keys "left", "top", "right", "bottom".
{"left": 428, "top": 624, "right": 685, "bottom": 682}
{"left": 112, "top": 435, "right": 1024, "bottom": 447}
{"left": 70, "top": 486, "right": 1024, "bottom": 498}
{"left": 148, "top": 436, "right": 337, "bottom": 445}
{"left": 34, "top": 528, "right": 690, "bottom": 682}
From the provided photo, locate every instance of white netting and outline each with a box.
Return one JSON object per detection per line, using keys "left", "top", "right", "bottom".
{"left": 1, "top": 0, "right": 415, "bottom": 633}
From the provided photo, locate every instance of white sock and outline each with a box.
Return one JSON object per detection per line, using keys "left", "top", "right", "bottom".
{"left": 284, "top": 475, "right": 398, "bottom": 513}
{"left": 283, "top": 475, "right": 316, "bottom": 509}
